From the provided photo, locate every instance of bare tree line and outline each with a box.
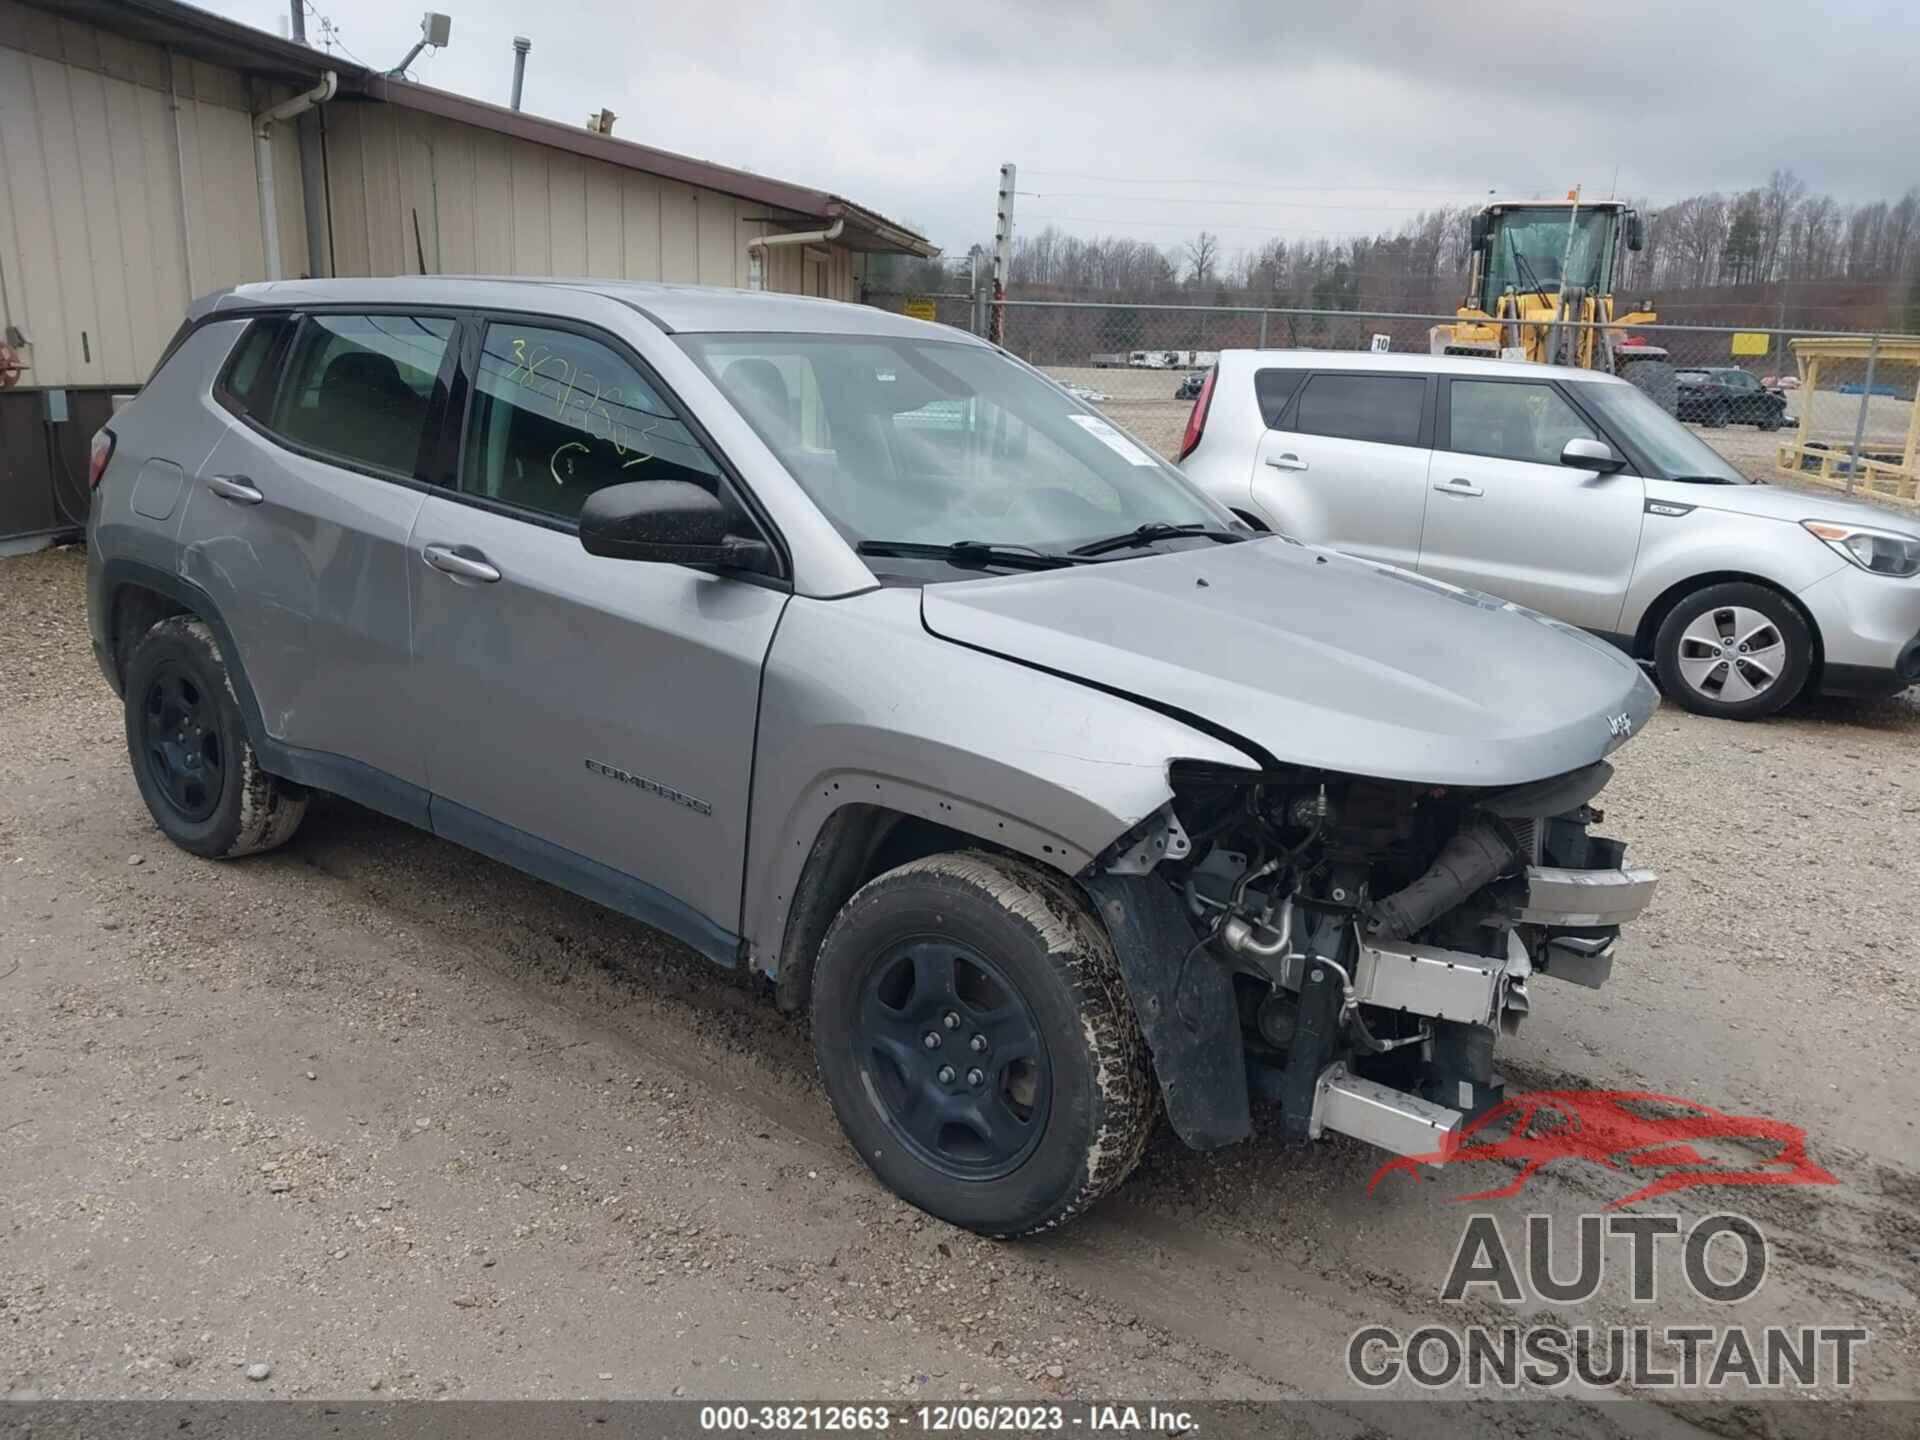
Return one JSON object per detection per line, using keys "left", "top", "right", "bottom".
{"left": 871, "top": 170, "right": 1920, "bottom": 329}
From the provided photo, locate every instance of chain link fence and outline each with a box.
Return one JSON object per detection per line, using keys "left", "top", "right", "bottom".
{"left": 867, "top": 292, "right": 1920, "bottom": 510}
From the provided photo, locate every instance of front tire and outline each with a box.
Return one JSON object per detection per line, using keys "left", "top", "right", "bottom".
{"left": 123, "top": 615, "right": 308, "bottom": 858}
{"left": 1654, "top": 582, "right": 1811, "bottom": 720}
{"left": 811, "top": 851, "right": 1155, "bottom": 1237}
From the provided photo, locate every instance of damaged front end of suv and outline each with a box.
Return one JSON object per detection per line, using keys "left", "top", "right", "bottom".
{"left": 1087, "top": 756, "right": 1656, "bottom": 1159}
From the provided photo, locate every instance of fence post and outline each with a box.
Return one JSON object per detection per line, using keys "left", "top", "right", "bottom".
{"left": 991, "top": 163, "right": 1015, "bottom": 346}
{"left": 1846, "top": 334, "right": 1881, "bottom": 496}
{"left": 1258, "top": 310, "right": 1269, "bottom": 349}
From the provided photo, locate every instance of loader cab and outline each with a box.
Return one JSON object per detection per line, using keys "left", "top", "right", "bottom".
{"left": 1471, "top": 203, "right": 1642, "bottom": 312}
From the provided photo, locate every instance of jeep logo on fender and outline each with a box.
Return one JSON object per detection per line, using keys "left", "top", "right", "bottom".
{"left": 1606, "top": 712, "right": 1633, "bottom": 738}
{"left": 584, "top": 758, "right": 713, "bottom": 816}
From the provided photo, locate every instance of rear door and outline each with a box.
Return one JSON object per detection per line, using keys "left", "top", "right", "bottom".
{"left": 1416, "top": 375, "right": 1645, "bottom": 632}
{"left": 176, "top": 310, "right": 457, "bottom": 807}
{"left": 1250, "top": 369, "right": 1432, "bottom": 568}
{"left": 406, "top": 316, "right": 787, "bottom": 954}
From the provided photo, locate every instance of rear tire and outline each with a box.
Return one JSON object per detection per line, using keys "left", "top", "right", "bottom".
{"left": 1654, "top": 582, "right": 1811, "bottom": 720}
{"left": 123, "top": 615, "right": 308, "bottom": 858}
{"left": 811, "top": 851, "right": 1155, "bottom": 1237}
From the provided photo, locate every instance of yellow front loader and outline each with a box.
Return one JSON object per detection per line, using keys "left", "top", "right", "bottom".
{"left": 1438, "top": 193, "right": 1661, "bottom": 373}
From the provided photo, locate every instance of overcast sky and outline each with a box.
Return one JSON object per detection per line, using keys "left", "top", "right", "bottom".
{"left": 200, "top": 0, "right": 1920, "bottom": 258}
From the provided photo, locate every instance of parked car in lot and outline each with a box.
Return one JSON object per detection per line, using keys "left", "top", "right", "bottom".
{"left": 89, "top": 280, "right": 1659, "bottom": 1235}
{"left": 1179, "top": 350, "right": 1920, "bottom": 719}
{"left": 1175, "top": 370, "right": 1207, "bottom": 400}
{"left": 1673, "top": 367, "right": 1788, "bottom": 428}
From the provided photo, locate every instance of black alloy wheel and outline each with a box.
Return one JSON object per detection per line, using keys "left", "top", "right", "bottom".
{"left": 810, "top": 851, "right": 1156, "bottom": 1236}
{"left": 855, "top": 936, "right": 1051, "bottom": 1180}
{"left": 121, "top": 614, "right": 308, "bottom": 858}
{"left": 137, "top": 661, "right": 224, "bottom": 822}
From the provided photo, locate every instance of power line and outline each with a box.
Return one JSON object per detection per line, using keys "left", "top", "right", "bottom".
{"left": 1022, "top": 170, "right": 1524, "bottom": 194}
{"left": 1025, "top": 214, "right": 1393, "bottom": 239}
{"left": 1021, "top": 169, "right": 1714, "bottom": 206}
{"left": 1019, "top": 191, "right": 1459, "bottom": 213}
{"left": 301, "top": 1, "right": 372, "bottom": 69}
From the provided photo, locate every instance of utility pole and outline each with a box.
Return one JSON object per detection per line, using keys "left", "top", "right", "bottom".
{"left": 991, "top": 163, "right": 1015, "bottom": 346}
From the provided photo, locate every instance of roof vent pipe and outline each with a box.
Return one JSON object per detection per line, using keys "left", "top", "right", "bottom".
{"left": 511, "top": 36, "right": 530, "bottom": 111}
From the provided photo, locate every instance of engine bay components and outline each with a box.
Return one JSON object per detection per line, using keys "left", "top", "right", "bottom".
{"left": 1099, "top": 760, "right": 1657, "bottom": 1157}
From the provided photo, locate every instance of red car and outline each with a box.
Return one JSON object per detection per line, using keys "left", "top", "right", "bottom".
{"left": 1368, "top": 1090, "right": 1838, "bottom": 1208}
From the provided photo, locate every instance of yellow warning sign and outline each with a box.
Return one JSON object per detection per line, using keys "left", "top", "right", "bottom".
{"left": 903, "top": 298, "right": 939, "bottom": 323}
{"left": 1731, "top": 331, "right": 1770, "bottom": 356}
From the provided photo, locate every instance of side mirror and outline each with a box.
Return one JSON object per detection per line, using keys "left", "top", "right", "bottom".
{"left": 1626, "top": 209, "right": 1645, "bottom": 252}
{"left": 1469, "top": 213, "right": 1490, "bottom": 252}
{"left": 579, "top": 480, "right": 772, "bottom": 571}
{"left": 1561, "top": 437, "right": 1626, "bottom": 474}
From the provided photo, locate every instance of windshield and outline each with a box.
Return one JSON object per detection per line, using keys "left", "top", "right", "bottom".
{"left": 1579, "top": 380, "right": 1751, "bottom": 484}
{"left": 679, "top": 333, "right": 1228, "bottom": 568}
{"left": 1482, "top": 208, "right": 1617, "bottom": 305}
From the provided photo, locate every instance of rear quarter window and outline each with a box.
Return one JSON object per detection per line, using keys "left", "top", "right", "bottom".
{"left": 1254, "top": 368, "right": 1305, "bottom": 428}
{"left": 214, "top": 316, "right": 292, "bottom": 417}
{"left": 1291, "top": 373, "right": 1425, "bottom": 447}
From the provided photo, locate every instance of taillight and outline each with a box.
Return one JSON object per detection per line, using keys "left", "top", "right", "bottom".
{"left": 88, "top": 427, "right": 116, "bottom": 491}
{"left": 1177, "top": 368, "right": 1216, "bottom": 461}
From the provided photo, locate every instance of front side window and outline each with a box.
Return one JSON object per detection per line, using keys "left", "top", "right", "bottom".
{"left": 1291, "top": 374, "right": 1425, "bottom": 447}
{"left": 1447, "top": 380, "right": 1596, "bottom": 465}
{"left": 271, "top": 314, "right": 453, "bottom": 477}
{"left": 464, "top": 323, "right": 721, "bottom": 523}
{"left": 679, "top": 334, "right": 1225, "bottom": 558}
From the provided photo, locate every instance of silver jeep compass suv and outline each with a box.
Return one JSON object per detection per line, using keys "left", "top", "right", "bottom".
{"left": 88, "top": 278, "right": 1657, "bottom": 1235}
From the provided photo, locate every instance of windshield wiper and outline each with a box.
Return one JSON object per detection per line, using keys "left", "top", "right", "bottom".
{"left": 1069, "top": 521, "right": 1246, "bottom": 557}
{"left": 855, "top": 539, "right": 1081, "bottom": 570}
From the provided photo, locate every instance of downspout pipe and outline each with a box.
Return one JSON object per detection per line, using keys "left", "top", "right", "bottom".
{"left": 254, "top": 71, "right": 337, "bottom": 281}
{"left": 747, "top": 218, "right": 843, "bottom": 292}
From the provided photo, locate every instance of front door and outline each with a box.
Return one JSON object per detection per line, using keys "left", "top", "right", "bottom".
{"left": 1417, "top": 376, "right": 1646, "bottom": 633}
{"left": 1250, "top": 371, "right": 1432, "bottom": 569}
{"left": 407, "top": 319, "right": 787, "bottom": 953}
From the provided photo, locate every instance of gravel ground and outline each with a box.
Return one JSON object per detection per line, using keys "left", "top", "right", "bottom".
{"left": 3, "top": 545, "right": 1918, "bottom": 1421}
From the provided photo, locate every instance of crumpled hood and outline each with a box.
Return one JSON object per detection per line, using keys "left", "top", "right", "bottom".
{"left": 920, "top": 538, "right": 1658, "bottom": 788}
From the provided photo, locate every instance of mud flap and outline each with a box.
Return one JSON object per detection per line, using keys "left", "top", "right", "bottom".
{"left": 1081, "top": 873, "right": 1250, "bottom": 1151}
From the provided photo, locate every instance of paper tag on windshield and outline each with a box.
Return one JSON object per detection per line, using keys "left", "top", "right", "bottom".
{"left": 1067, "top": 413, "right": 1157, "bottom": 466}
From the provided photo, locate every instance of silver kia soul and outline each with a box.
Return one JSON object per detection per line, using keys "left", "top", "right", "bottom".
{"left": 1179, "top": 350, "right": 1920, "bottom": 720}
{"left": 87, "top": 278, "right": 1658, "bottom": 1235}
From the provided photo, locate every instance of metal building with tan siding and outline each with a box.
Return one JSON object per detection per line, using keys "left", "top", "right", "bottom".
{"left": 0, "top": 0, "right": 938, "bottom": 546}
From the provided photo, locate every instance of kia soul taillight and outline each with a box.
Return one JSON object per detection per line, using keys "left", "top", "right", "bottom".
{"left": 1177, "top": 368, "right": 1215, "bottom": 461}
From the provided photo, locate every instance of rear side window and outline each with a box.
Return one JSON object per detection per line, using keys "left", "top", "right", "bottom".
{"left": 464, "top": 323, "right": 722, "bottom": 523}
{"left": 270, "top": 314, "right": 455, "bottom": 477}
{"left": 1291, "top": 374, "right": 1425, "bottom": 447}
{"left": 1254, "top": 368, "right": 1305, "bottom": 428}
{"left": 215, "top": 316, "right": 291, "bottom": 416}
